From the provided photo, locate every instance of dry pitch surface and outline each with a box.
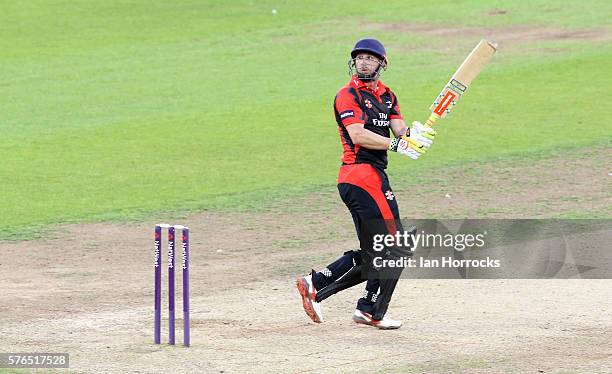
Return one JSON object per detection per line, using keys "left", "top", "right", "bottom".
{"left": 1, "top": 148, "right": 611, "bottom": 374}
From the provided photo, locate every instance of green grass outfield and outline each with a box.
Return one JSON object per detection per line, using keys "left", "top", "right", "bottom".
{"left": 1, "top": 1, "right": 610, "bottom": 239}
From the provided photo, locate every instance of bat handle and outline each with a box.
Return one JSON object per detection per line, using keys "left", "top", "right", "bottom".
{"left": 425, "top": 113, "right": 439, "bottom": 127}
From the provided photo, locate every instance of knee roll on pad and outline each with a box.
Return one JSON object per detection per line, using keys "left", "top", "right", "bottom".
{"left": 315, "top": 265, "right": 364, "bottom": 302}
{"left": 343, "top": 249, "right": 363, "bottom": 265}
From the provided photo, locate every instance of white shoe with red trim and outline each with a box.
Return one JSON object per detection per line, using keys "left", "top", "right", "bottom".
{"left": 353, "top": 309, "right": 402, "bottom": 330}
{"left": 296, "top": 273, "right": 323, "bottom": 323}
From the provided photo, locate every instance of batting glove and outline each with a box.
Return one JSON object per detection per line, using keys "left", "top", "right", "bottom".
{"left": 389, "top": 136, "right": 426, "bottom": 160}
{"left": 406, "top": 121, "right": 436, "bottom": 148}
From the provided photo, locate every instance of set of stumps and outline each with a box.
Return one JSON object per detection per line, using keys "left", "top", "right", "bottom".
{"left": 154, "top": 224, "right": 190, "bottom": 347}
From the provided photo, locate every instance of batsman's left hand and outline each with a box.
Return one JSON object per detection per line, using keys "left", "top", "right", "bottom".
{"left": 404, "top": 121, "right": 436, "bottom": 149}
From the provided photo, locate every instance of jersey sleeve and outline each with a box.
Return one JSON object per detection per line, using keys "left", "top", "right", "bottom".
{"left": 335, "top": 87, "right": 364, "bottom": 126}
{"left": 389, "top": 91, "right": 403, "bottom": 120}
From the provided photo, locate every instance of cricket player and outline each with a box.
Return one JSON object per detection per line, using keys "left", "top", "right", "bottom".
{"left": 296, "top": 38, "right": 436, "bottom": 329}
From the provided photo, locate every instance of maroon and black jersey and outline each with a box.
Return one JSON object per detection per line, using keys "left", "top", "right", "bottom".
{"left": 334, "top": 75, "right": 403, "bottom": 169}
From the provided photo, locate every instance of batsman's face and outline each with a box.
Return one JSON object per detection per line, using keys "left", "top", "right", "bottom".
{"left": 355, "top": 53, "right": 381, "bottom": 75}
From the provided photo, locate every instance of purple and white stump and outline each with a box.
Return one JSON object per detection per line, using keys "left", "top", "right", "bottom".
{"left": 168, "top": 226, "right": 176, "bottom": 345}
{"left": 181, "top": 227, "right": 190, "bottom": 347}
{"left": 154, "top": 225, "right": 162, "bottom": 344}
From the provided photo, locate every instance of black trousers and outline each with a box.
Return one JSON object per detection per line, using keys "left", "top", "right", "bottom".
{"left": 313, "top": 163, "right": 403, "bottom": 315}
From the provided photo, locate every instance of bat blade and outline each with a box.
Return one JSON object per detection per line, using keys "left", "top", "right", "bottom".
{"left": 426, "top": 39, "right": 497, "bottom": 126}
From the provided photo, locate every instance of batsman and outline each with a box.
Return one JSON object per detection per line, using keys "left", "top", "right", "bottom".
{"left": 296, "top": 38, "right": 436, "bottom": 329}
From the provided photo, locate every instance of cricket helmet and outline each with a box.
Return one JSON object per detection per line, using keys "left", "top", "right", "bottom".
{"left": 349, "top": 38, "right": 388, "bottom": 81}
{"left": 351, "top": 38, "right": 387, "bottom": 63}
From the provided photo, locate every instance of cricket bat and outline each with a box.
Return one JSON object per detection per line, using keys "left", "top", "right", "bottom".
{"left": 425, "top": 39, "right": 497, "bottom": 127}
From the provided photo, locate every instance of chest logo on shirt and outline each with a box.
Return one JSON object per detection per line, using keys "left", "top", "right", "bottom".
{"left": 386, "top": 100, "right": 393, "bottom": 108}
{"left": 385, "top": 190, "right": 395, "bottom": 200}
{"left": 365, "top": 99, "right": 373, "bottom": 109}
{"left": 372, "top": 112, "right": 390, "bottom": 127}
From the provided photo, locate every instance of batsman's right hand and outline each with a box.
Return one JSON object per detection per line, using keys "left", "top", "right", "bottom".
{"left": 388, "top": 136, "right": 426, "bottom": 160}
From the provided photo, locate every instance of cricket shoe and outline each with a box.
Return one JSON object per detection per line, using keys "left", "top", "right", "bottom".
{"left": 352, "top": 309, "right": 402, "bottom": 330}
{"left": 296, "top": 272, "right": 323, "bottom": 323}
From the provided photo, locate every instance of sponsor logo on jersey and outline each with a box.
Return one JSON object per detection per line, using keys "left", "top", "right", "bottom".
{"left": 372, "top": 119, "right": 390, "bottom": 126}
{"left": 340, "top": 110, "right": 354, "bottom": 119}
